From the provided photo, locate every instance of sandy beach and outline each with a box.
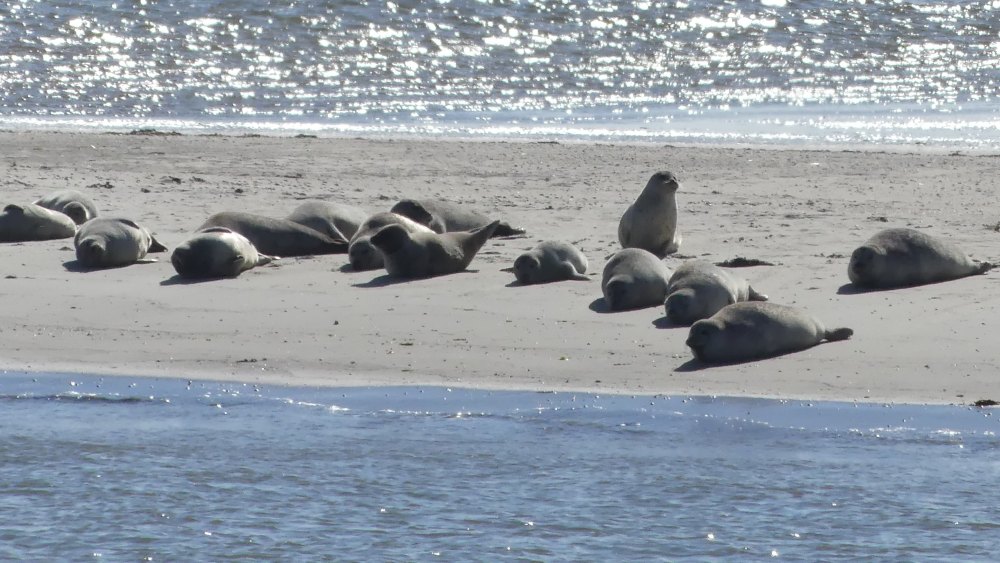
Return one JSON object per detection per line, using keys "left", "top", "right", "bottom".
{"left": 0, "top": 130, "right": 997, "bottom": 404}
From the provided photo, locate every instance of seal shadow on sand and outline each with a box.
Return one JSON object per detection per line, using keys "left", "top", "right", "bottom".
{"left": 836, "top": 282, "right": 884, "bottom": 295}
{"left": 673, "top": 347, "right": 825, "bottom": 372}
{"left": 63, "top": 259, "right": 158, "bottom": 273}
{"left": 652, "top": 316, "right": 687, "bottom": 329}
{"left": 352, "top": 269, "right": 482, "bottom": 288}
{"left": 160, "top": 274, "right": 230, "bottom": 286}
{"left": 589, "top": 297, "right": 659, "bottom": 314}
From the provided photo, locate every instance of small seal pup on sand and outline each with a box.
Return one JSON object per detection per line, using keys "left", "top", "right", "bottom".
{"left": 848, "top": 227, "right": 993, "bottom": 289}
{"left": 171, "top": 227, "right": 274, "bottom": 278}
{"left": 618, "top": 171, "right": 681, "bottom": 257}
{"left": 512, "top": 241, "right": 589, "bottom": 284}
{"left": 0, "top": 203, "right": 77, "bottom": 242}
{"left": 286, "top": 200, "right": 369, "bottom": 240}
{"left": 198, "top": 211, "right": 348, "bottom": 257}
{"left": 601, "top": 248, "right": 673, "bottom": 311}
{"left": 34, "top": 190, "right": 98, "bottom": 225}
{"left": 370, "top": 220, "right": 499, "bottom": 279}
{"left": 348, "top": 212, "right": 435, "bottom": 271}
{"left": 390, "top": 198, "right": 525, "bottom": 237}
{"left": 686, "top": 302, "right": 853, "bottom": 364}
{"left": 74, "top": 217, "right": 167, "bottom": 268}
{"left": 664, "top": 260, "right": 768, "bottom": 325}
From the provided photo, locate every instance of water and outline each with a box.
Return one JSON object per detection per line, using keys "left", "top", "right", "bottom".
{"left": 2, "top": 373, "right": 999, "bottom": 559}
{"left": 0, "top": 0, "right": 998, "bottom": 148}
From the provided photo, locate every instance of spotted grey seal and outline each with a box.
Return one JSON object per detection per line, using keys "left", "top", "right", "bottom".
{"left": 390, "top": 198, "right": 525, "bottom": 237}
{"left": 198, "top": 211, "right": 348, "bottom": 257}
{"left": 171, "top": 227, "right": 274, "bottom": 278}
{"left": 686, "top": 302, "right": 853, "bottom": 364}
{"left": 74, "top": 217, "right": 167, "bottom": 268}
{"left": 348, "top": 212, "right": 435, "bottom": 271}
{"left": 512, "top": 241, "right": 589, "bottom": 284}
{"left": 370, "top": 220, "right": 499, "bottom": 279}
{"left": 0, "top": 203, "right": 77, "bottom": 242}
{"left": 601, "top": 247, "right": 673, "bottom": 311}
{"left": 618, "top": 171, "right": 681, "bottom": 257}
{"left": 848, "top": 227, "right": 992, "bottom": 289}
{"left": 286, "top": 200, "right": 369, "bottom": 240}
{"left": 664, "top": 260, "right": 768, "bottom": 325}
{"left": 34, "top": 190, "right": 98, "bottom": 225}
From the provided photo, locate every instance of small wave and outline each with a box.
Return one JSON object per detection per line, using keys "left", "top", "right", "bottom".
{"left": 0, "top": 392, "right": 167, "bottom": 405}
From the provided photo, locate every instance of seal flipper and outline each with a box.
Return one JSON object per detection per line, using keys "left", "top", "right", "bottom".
{"left": 148, "top": 236, "right": 168, "bottom": 253}
{"left": 824, "top": 327, "right": 854, "bottom": 342}
{"left": 493, "top": 222, "right": 527, "bottom": 238}
{"left": 558, "top": 262, "right": 589, "bottom": 281}
{"left": 975, "top": 261, "right": 994, "bottom": 275}
{"left": 748, "top": 285, "right": 768, "bottom": 301}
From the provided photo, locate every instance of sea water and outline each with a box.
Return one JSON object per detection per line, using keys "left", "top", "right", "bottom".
{"left": 0, "top": 0, "right": 998, "bottom": 149}
{"left": 2, "top": 373, "right": 999, "bottom": 560}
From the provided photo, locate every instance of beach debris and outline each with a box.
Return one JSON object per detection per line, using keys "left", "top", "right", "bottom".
{"left": 715, "top": 257, "right": 775, "bottom": 267}
{"left": 867, "top": 215, "right": 889, "bottom": 222}
{"left": 973, "top": 399, "right": 999, "bottom": 407}
{"left": 161, "top": 175, "right": 182, "bottom": 184}
{"left": 86, "top": 181, "right": 114, "bottom": 190}
{"left": 128, "top": 128, "right": 180, "bottom": 136}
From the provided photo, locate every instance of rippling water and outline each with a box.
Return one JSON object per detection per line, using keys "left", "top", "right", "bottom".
{"left": 0, "top": 0, "right": 998, "bottom": 147}
{"left": 2, "top": 373, "right": 999, "bottom": 559}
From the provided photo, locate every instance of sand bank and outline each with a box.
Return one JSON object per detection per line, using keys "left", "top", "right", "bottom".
{"left": 1, "top": 131, "right": 998, "bottom": 404}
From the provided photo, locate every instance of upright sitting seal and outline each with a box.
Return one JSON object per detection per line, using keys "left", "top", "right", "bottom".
{"left": 0, "top": 203, "right": 77, "bottom": 242}
{"left": 390, "top": 198, "right": 525, "bottom": 237}
{"left": 512, "top": 241, "right": 589, "bottom": 284}
{"left": 600, "top": 247, "right": 673, "bottom": 311}
{"left": 370, "top": 220, "right": 499, "bottom": 279}
{"left": 348, "top": 212, "right": 435, "bottom": 271}
{"left": 664, "top": 260, "right": 768, "bottom": 325}
{"left": 34, "top": 190, "right": 99, "bottom": 225}
{"left": 198, "top": 211, "right": 348, "bottom": 257}
{"left": 848, "top": 227, "right": 993, "bottom": 289}
{"left": 285, "top": 200, "right": 369, "bottom": 240}
{"left": 686, "top": 302, "right": 853, "bottom": 364}
{"left": 171, "top": 227, "right": 274, "bottom": 279}
{"left": 618, "top": 171, "right": 681, "bottom": 257}
{"left": 74, "top": 217, "right": 167, "bottom": 268}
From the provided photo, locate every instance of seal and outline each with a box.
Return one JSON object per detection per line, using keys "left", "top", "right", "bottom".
{"left": 0, "top": 203, "right": 77, "bottom": 242}
{"left": 198, "top": 211, "right": 348, "bottom": 257}
{"left": 74, "top": 217, "right": 167, "bottom": 268}
{"left": 34, "top": 190, "right": 99, "bottom": 225}
{"left": 370, "top": 220, "right": 499, "bottom": 279}
{"left": 686, "top": 302, "right": 853, "bottom": 363}
{"left": 600, "top": 247, "right": 673, "bottom": 311}
{"left": 664, "top": 260, "right": 768, "bottom": 325}
{"left": 348, "top": 212, "right": 435, "bottom": 271}
{"left": 286, "top": 200, "right": 369, "bottom": 240}
{"left": 390, "top": 198, "right": 525, "bottom": 237}
{"left": 618, "top": 171, "right": 681, "bottom": 257}
{"left": 512, "top": 240, "right": 589, "bottom": 284}
{"left": 848, "top": 227, "right": 993, "bottom": 289}
{"left": 171, "top": 227, "right": 274, "bottom": 279}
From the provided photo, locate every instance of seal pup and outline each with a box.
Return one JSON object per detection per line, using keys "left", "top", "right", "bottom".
{"left": 390, "top": 198, "right": 525, "bottom": 237}
{"left": 198, "top": 211, "right": 348, "bottom": 257}
{"left": 0, "top": 203, "right": 77, "bottom": 242}
{"left": 618, "top": 171, "right": 681, "bottom": 257}
{"left": 848, "top": 227, "right": 993, "bottom": 289}
{"left": 348, "top": 212, "right": 434, "bottom": 271}
{"left": 34, "top": 190, "right": 98, "bottom": 225}
{"left": 171, "top": 227, "right": 274, "bottom": 279}
{"left": 286, "top": 200, "right": 369, "bottom": 240}
{"left": 370, "top": 220, "right": 499, "bottom": 279}
{"left": 686, "top": 302, "right": 853, "bottom": 364}
{"left": 664, "top": 260, "right": 768, "bottom": 325}
{"left": 600, "top": 248, "right": 673, "bottom": 311}
{"left": 512, "top": 241, "right": 589, "bottom": 284}
{"left": 74, "top": 217, "right": 167, "bottom": 268}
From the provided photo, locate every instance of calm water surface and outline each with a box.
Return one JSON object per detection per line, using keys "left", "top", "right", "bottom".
{"left": 2, "top": 372, "right": 999, "bottom": 559}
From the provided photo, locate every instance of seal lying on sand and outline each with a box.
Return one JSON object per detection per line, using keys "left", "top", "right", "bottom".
{"left": 370, "top": 220, "right": 499, "bottom": 279}
{"left": 0, "top": 203, "right": 77, "bottom": 242}
{"left": 390, "top": 198, "right": 525, "bottom": 237}
{"left": 601, "top": 248, "right": 672, "bottom": 311}
{"left": 286, "top": 200, "right": 369, "bottom": 240}
{"left": 171, "top": 227, "right": 274, "bottom": 278}
{"left": 848, "top": 227, "right": 993, "bottom": 289}
{"left": 618, "top": 171, "right": 681, "bottom": 258}
{"left": 348, "top": 212, "right": 435, "bottom": 271}
{"left": 664, "top": 260, "right": 768, "bottom": 325}
{"left": 686, "top": 302, "right": 853, "bottom": 364}
{"left": 198, "top": 211, "right": 348, "bottom": 257}
{"left": 34, "top": 190, "right": 98, "bottom": 225}
{"left": 74, "top": 217, "right": 167, "bottom": 268}
{"left": 512, "top": 241, "right": 588, "bottom": 284}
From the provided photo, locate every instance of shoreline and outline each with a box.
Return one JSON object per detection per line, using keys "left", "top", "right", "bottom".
{"left": 1, "top": 130, "right": 998, "bottom": 405}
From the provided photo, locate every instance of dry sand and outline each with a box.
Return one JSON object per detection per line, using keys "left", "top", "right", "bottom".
{"left": 1, "top": 130, "right": 998, "bottom": 404}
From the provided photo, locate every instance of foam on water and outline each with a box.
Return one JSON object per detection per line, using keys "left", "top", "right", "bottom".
{"left": 2, "top": 372, "right": 999, "bottom": 559}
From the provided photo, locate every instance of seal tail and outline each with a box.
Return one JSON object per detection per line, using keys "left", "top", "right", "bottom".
{"left": 825, "top": 327, "right": 854, "bottom": 342}
{"left": 460, "top": 220, "right": 500, "bottom": 259}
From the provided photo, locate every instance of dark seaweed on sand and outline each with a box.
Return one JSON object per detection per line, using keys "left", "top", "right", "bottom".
{"left": 715, "top": 257, "right": 775, "bottom": 267}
